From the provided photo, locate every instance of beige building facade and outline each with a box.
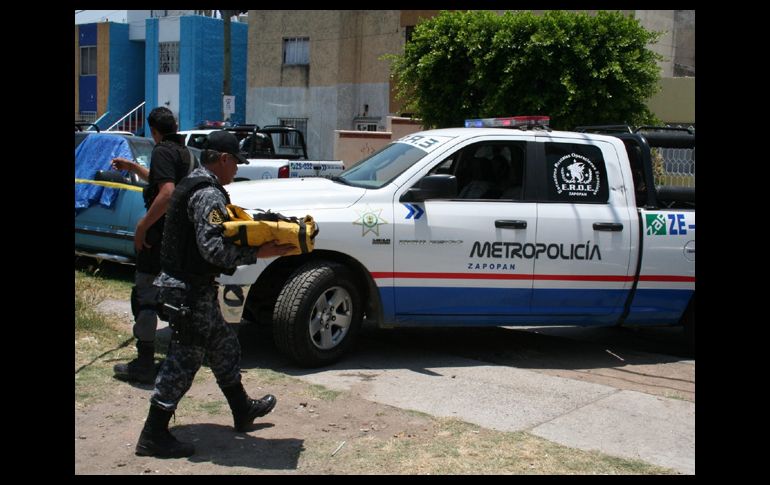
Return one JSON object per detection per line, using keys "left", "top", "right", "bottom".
{"left": 246, "top": 10, "right": 695, "bottom": 160}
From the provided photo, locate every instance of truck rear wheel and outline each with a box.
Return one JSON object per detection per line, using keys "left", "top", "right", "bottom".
{"left": 273, "top": 261, "right": 363, "bottom": 367}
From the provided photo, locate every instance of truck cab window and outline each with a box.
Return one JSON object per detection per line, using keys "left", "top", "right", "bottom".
{"left": 428, "top": 142, "right": 526, "bottom": 201}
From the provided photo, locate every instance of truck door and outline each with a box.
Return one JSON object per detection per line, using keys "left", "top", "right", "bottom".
{"left": 392, "top": 138, "right": 537, "bottom": 324}
{"left": 531, "top": 137, "right": 636, "bottom": 322}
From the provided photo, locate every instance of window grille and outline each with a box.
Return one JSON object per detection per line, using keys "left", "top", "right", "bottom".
{"left": 159, "top": 42, "right": 180, "bottom": 74}
{"left": 283, "top": 37, "right": 309, "bottom": 65}
{"left": 78, "top": 111, "right": 97, "bottom": 124}
{"left": 356, "top": 123, "right": 378, "bottom": 132}
{"left": 279, "top": 118, "right": 308, "bottom": 148}
{"left": 80, "top": 46, "right": 97, "bottom": 76}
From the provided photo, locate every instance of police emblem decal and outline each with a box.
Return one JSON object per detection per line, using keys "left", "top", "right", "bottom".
{"left": 553, "top": 153, "right": 601, "bottom": 196}
{"left": 208, "top": 208, "right": 226, "bottom": 224}
{"left": 353, "top": 207, "right": 388, "bottom": 237}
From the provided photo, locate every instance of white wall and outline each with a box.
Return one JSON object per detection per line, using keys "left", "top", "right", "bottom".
{"left": 156, "top": 17, "right": 181, "bottom": 121}
{"left": 247, "top": 83, "right": 390, "bottom": 160}
{"left": 158, "top": 16, "right": 181, "bottom": 42}
{"left": 127, "top": 10, "right": 152, "bottom": 40}
{"left": 634, "top": 10, "right": 676, "bottom": 77}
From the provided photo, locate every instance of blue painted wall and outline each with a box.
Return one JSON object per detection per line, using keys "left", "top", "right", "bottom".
{"left": 231, "top": 21, "right": 247, "bottom": 125}
{"left": 144, "top": 18, "right": 159, "bottom": 136}
{"left": 178, "top": 16, "right": 247, "bottom": 130}
{"left": 78, "top": 24, "right": 97, "bottom": 113}
{"left": 107, "top": 23, "right": 145, "bottom": 133}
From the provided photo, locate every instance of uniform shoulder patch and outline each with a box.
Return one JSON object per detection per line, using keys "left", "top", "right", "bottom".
{"left": 208, "top": 207, "right": 226, "bottom": 224}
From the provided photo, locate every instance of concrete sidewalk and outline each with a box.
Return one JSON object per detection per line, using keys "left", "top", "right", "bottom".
{"left": 289, "top": 349, "right": 694, "bottom": 475}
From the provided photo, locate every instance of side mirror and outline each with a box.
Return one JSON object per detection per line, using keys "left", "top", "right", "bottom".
{"left": 401, "top": 174, "right": 457, "bottom": 202}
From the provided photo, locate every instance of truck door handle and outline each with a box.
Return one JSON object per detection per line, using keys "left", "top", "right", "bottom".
{"left": 593, "top": 222, "right": 624, "bottom": 232}
{"left": 495, "top": 220, "right": 527, "bottom": 229}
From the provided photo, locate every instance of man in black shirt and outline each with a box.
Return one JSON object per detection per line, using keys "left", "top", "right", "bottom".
{"left": 110, "top": 107, "right": 196, "bottom": 383}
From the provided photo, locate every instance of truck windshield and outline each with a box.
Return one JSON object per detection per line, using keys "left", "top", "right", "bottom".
{"left": 335, "top": 142, "right": 429, "bottom": 189}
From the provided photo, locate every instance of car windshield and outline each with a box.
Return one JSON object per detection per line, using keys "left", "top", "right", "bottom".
{"left": 335, "top": 142, "right": 430, "bottom": 189}
{"left": 128, "top": 138, "right": 155, "bottom": 168}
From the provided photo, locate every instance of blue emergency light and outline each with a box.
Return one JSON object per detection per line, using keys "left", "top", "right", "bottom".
{"left": 464, "top": 116, "right": 550, "bottom": 129}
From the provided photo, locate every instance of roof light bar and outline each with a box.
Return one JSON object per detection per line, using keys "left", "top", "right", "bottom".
{"left": 464, "top": 116, "right": 550, "bottom": 129}
{"left": 196, "top": 120, "right": 236, "bottom": 129}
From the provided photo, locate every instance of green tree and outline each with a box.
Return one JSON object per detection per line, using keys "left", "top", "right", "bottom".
{"left": 388, "top": 10, "right": 663, "bottom": 130}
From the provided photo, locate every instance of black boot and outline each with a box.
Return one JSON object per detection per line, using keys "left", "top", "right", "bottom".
{"left": 222, "top": 382, "right": 277, "bottom": 432}
{"left": 135, "top": 405, "right": 195, "bottom": 458}
{"left": 114, "top": 340, "right": 157, "bottom": 384}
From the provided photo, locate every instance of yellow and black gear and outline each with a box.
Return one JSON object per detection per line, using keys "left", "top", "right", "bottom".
{"left": 222, "top": 205, "right": 319, "bottom": 256}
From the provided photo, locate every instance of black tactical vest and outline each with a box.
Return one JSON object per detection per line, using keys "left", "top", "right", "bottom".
{"left": 160, "top": 175, "right": 233, "bottom": 285}
{"left": 143, "top": 138, "right": 193, "bottom": 210}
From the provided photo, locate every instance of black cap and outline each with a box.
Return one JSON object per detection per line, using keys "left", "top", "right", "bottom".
{"left": 204, "top": 130, "right": 248, "bottom": 164}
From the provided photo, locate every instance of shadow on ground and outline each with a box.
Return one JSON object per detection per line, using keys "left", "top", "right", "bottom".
{"left": 236, "top": 319, "right": 692, "bottom": 379}
{"left": 75, "top": 256, "right": 135, "bottom": 283}
{"left": 169, "top": 423, "right": 303, "bottom": 470}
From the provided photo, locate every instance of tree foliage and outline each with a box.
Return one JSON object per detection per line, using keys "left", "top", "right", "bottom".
{"left": 388, "top": 10, "right": 663, "bottom": 130}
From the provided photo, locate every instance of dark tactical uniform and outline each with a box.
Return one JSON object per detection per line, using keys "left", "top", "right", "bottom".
{"left": 133, "top": 134, "right": 194, "bottom": 341}
{"left": 136, "top": 132, "right": 275, "bottom": 459}
{"left": 115, "top": 133, "right": 195, "bottom": 384}
{"left": 150, "top": 166, "right": 258, "bottom": 412}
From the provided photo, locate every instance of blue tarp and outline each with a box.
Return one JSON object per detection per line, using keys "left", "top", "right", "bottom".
{"left": 75, "top": 135, "right": 134, "bottom": 213}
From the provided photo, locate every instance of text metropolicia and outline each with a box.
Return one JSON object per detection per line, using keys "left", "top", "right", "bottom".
{"left": 470, "top": 241, "right": 602, "bottom": 260}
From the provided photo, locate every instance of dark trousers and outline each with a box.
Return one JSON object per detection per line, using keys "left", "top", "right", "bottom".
{"left": 150, "top": 285, "right": 242, "bottom": 412}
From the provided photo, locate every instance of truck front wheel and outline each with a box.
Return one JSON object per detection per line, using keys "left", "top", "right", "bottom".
{"left": 272, "top": 261, "right": 363, "bottom": 367}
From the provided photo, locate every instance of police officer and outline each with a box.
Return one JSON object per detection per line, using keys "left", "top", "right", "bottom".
{"left": 135, "top": 130, "right": 294, "bottom": 458}
{"left": 112, "top": 107, "right": 196, "bottom": 384}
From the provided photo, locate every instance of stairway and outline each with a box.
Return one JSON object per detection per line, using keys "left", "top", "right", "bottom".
{"left": 106, "top": 102, "right": 146, "bottom": 136}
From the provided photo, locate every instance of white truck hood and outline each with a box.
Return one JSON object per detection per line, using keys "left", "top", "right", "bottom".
{"left": 225, "top": 177, "right": 366, "bottom": 212}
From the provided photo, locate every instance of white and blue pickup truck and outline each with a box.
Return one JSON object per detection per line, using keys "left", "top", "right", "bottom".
{"left": 216, "top": 117, "right": 695, "bottom": 367}
{"left": 179, "top": 125, "right": 345, "bottom": 181}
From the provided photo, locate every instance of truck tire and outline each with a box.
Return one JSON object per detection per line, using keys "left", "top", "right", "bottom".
{"left": 273, "top": 261, "right": 363, "bottom": 367}
{"left": 682, "top": 297, "right": 695, "bottom": 357}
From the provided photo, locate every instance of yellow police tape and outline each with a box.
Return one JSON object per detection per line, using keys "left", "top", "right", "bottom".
{"left": 75, "top": 178, "right": 143, "bottom": 192}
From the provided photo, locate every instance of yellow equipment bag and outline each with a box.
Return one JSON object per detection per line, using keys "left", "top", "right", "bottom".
{"left": 222, "top": 204, "right": 319, "bottom": 256}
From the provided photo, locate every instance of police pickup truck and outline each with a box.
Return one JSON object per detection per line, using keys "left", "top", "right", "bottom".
{"left": 217, "top": 117, "right": 695, "bottom": 367}
{"left": 179, "top": 125, "right": 345, "bottom": 181}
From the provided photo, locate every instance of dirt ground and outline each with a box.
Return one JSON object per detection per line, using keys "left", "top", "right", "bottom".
{"left": 75, "top": 365, "right": 440, "bottom": 475}
{"left": 75, "top": 301, "right": 677, "bottom": 475}
{"left": 74, "top": 303, "right": 440, "bottom": 475}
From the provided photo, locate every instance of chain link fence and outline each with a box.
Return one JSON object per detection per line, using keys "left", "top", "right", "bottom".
{"left": 652, "top": 147, "right": 695, "bottom": 188}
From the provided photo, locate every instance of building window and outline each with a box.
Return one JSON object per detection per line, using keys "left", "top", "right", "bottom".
{"left": 354, "top": 115, "right": 381, "bottom": 132}
{"left": 279, "top": 118, "right": 308, "bottom": 147}
{"left": 151, "top": 10, "right": 169, "bottom": 18}
{"left": 78, "top": 111, "right": 98, "bottom": 124}
{"left": 405, "top": 25, "right": 415, "bottom": 43}
{"left": 159, "top": 42, "right": 180, "bottom": 74}
{"left": 283, "top": 37, "right": 309, "bottom": 65}
{"left": 80, "top": 46, "right": 97, "bottom": 76}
